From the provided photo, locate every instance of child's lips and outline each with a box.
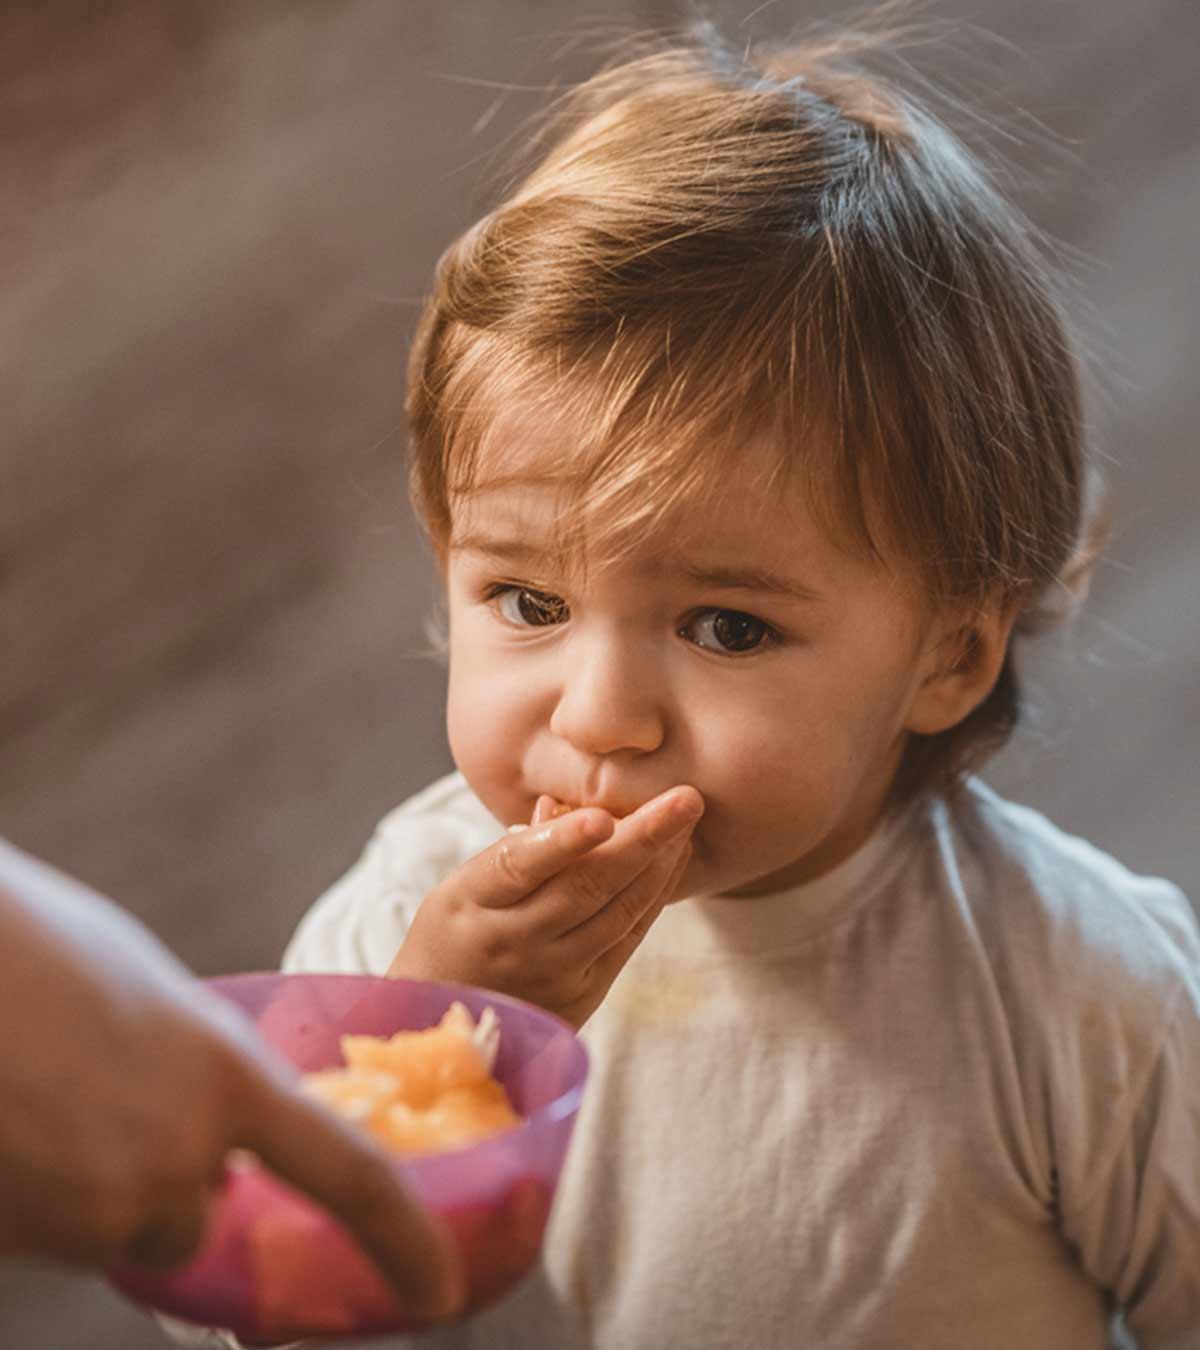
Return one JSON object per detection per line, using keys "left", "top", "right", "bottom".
{"left": 536, "top": 795, "right": 631, "bottom": 823}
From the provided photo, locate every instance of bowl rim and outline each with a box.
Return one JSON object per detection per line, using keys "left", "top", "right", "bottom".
{"left": 206, "top": 970, "right": 589, "bottom": 1171}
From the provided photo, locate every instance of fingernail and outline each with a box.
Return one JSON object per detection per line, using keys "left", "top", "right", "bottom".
{"left": 646, "top": 789, "right": 703, "bottom": 836}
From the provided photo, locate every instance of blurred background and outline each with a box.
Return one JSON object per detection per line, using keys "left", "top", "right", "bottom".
{"left": 2, "top": 1, "right": 1196, "bottom": 1344}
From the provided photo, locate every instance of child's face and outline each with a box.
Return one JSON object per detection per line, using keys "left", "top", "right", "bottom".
{"left": 443, "top": 423, "right": 950, "bottom": 900}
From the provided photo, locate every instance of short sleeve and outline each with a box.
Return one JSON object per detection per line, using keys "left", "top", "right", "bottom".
{"left": 1057, "top": 909, "right": 1200, "bottom": 1347}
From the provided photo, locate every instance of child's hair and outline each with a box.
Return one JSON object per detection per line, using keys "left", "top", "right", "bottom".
{"left": 406, "top": 22, "right": 1106, "bottom": 803}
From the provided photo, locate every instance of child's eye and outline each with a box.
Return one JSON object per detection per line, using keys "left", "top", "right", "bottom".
{"left": 488, "top": 584, "right": 570, "bottom": 628}
{"left": 680, "top": 608, "right": 776, "bottom": 655}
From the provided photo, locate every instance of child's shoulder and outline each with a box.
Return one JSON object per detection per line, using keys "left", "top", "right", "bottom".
{"left": 283, "top": 773, "right": 503, "bottom": 975}
{"left": 372, "top": 770, "right": 506, "bottom": 875}
{"left": 941, "top": 778, "right": 1198, "bottom": 1008}
{"left": 939, "top": 784, "right": 1200, "bottom": 1229}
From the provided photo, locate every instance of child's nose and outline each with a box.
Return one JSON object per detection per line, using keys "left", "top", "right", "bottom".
{"left": 548, "top": 637, "right": 664, "bottom": 756}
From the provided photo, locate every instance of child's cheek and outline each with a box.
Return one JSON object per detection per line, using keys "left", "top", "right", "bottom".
{"left": 446, "top": 667, "right": 530, "bottom": 827}
{"left": 715, "top": 716, "right": 859, "bottom": 842}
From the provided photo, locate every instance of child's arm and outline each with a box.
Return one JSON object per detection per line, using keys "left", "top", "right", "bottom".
{"left": 1052, "top": 918, "right": 1200, "bottom": 1347}
{"left": 388, "top": 786, "right": 703, "bottom": 1029}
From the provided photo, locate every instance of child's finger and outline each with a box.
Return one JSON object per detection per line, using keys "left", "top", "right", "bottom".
{"left": 531, "top": 795, "right": 559, "bottom": 826}
{"left": 558, "top": 829, "right": 691, "bottom": 963}
{"left": 590, "top": 836, "right": 693, "bottom": 983}
{"left": 519, "top": 785, "right": 704, "bottom": 930}
{"left": 453, "top": 809, "right": 617, "bottom": 910}
{"left": 509, "top": 797, "right": 562, "bottom": 834}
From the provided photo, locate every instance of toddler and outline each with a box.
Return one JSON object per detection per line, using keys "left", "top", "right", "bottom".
{"left": 286, "top": 27, "right": 1200, "bottom": 1349}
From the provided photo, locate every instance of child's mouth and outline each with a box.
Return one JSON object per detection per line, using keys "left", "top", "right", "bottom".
{"left": 535, "top": 796, "right": 630, "bottom": 823}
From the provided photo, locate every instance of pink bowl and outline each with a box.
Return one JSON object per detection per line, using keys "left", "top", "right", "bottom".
{"left": 109, "top": 973, "right": 588, "bottom": 1344}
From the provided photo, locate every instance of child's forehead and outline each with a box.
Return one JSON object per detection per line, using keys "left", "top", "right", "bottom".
{"left": 451, "top": 394, "right": 859, "bottom": 559}
{"left": 447, "top": 460, "right": 881, "bottom": 597}
{"left": 439, "top": 375, "right": 938, "bottom": 606}
{"left": 446, "top": 477, "right": 938, "bottom": 639}
{"left": 461, "top": 387, "right": 774, "bottom": 517}
{"left": 454, "top": 408, "right": 784, "bottom": 549}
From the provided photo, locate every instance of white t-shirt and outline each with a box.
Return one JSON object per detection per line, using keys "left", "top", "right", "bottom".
{"left": 284, "top": 773, "right": 1200, "bottom": 1350}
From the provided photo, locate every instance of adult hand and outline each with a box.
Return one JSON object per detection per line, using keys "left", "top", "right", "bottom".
{"left": 0, "top": 841, "right": 463, "bottom": 1322}
{"left": 388, "top": 785, "right": 704, "bottom": 1028}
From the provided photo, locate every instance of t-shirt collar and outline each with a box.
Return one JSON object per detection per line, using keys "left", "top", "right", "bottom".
{"left": 651, "top": 800, "right": 920, "bottom": 957}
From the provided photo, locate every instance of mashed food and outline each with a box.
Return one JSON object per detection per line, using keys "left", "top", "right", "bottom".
{"left": 302, "top": 1003, "right": 521, "bottom": 1157}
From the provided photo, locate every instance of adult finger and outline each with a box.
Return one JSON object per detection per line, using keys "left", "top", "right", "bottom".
{"left": 237, "top": 1072, "right": 464, "bottom": 1321}
{"left": 3, "top": 1179, "right": 214, "bottom": 1273}
{"left": 0, "top": 1202, "right": 151, "bottom": 1272}
{"left": 121, "top": 1199, "right": 213, "bottom": 1271}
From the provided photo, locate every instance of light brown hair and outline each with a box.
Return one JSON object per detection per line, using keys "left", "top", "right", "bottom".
{"left": 406, "top": 24, "right": 1104, "bottom": 802}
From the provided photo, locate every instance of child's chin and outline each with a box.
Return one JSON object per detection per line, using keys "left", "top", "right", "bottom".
{"left": 669, "top": 859, "right": 707, "bottom": 904}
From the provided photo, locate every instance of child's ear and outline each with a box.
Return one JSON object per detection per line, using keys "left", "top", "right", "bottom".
{"left": 904, "top": 600, "right": 1018, "bottom": 737}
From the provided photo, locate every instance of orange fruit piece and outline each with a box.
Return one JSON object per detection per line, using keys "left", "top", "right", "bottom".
{"left": 302, "top": 1004, "right": 520, "bottom": 1158}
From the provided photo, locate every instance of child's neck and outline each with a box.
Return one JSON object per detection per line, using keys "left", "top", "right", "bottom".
{"left": 719, "top": 775, "right": 898, "bottom": 899}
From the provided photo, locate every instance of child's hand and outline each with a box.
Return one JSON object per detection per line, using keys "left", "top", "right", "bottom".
{"left": 388, "top": 786, "right": 704, "bottom": 1028}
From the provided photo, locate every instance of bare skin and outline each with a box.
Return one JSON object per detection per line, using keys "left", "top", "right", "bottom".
{"left": 0, "top": 840, "right": 463, "bottom": 1321}
{"left": 389, "top": 786, "right": 704, "bottom": 1029}
{"left": 391, "top": 426, "right": 1011, "bottom": 1029}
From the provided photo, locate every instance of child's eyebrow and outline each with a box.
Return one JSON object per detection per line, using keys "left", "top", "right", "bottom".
{"left": 675, "top": 562, "right": 826, "bottom": 605}
{"left": 450, "top": 533, "right": 543, "bottom": 565}
{"left": 453, "top": 533, "right": 824, "bottom": 605}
